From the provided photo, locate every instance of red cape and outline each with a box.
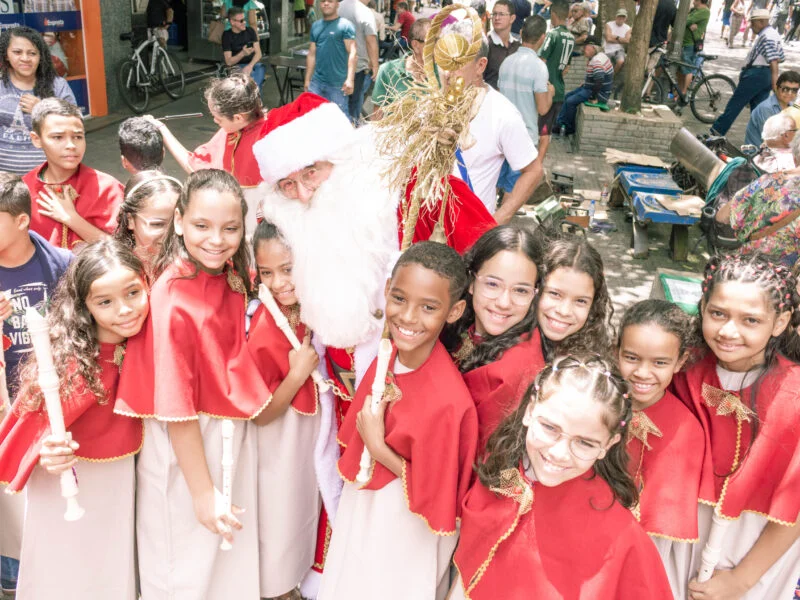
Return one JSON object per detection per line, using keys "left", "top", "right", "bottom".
{"left": 454, "top": 466, "right": 672, "bottom": 599}
{"left": 114, "top": 263, "right": 272, "bottom": 421}
{"left": 0, "top": 343, "right": 143, "bottom": 492}
{"left": 400, "top": 175, "right": 496, "bottom": 254}
{"left": 462, "top": 330, "right": 546, "bottom": 451}
{"left": 188, "top": 117, "right": 266, "bottom": 188}
{"left": 672, "top": 354, "right": 800, "bottom": 524}
{"left": 627, "top": 390, "right": 706, "bottom": 541}
{"left": 247, "top": 302, "right": 318, "bottom": 415}
{"left": 337, "top": 341, "right": 479, "bottom": 534}
{"left": 23, "top": 163, "right": 123, "bottom": 249}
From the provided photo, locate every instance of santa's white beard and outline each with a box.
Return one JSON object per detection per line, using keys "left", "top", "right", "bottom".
{"left": 258, "top": 136, "right": 400, "bottom": 348}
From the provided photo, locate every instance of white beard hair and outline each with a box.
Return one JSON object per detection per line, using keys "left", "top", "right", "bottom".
{"left": 258, "top": 131, "right": 400, "bottom": 349}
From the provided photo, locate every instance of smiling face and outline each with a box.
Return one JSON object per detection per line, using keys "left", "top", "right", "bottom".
{"left": 129, "top": 190, "right": 179, "bottom": 258}
{"left": 255, "top": 237, "right": 297, "bottom": 306}
{"left": 6, "top": 35, "right": 40, "bottom": 81}
{"left": 522, "top": 386, "right": 620, "bottom": 487}
{"left": 536, "top": 267, "right": 594, "bottom": 343}
{"left": 31, "top": 115, "right": 86, "bottom": 173}
{"left": 702, "top": 281, "right": 790, "bottom": 372}
{"left": 384, "top": 263, "right": 465, "bottom": 370}
{"left": 469, "top": 250, "right": 537, "bottom": 337}
{"left": 86, "top": 266, "right": 149, "bottom": 344}
{"left": 174, "top": 188, "right": 244, "bottom": 275}
{"left": 618, "top": 323, "right": 686, "bottom": 410}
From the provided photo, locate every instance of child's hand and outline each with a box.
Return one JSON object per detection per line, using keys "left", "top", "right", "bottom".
{"left": 192, "top": 487, "right": 244, "bottom": 544}
{"left": 688, "top": 569, "right": 750, "bottom": 600}
{"left": 357, "top": 395, "right": 387, "bottom": 456}
{"left": 288, "top": 333, "right": 320, "bottom": 382}
{"left": 37, "top": 187, "right": 77, "bottom": 225}
{"left": 0, "top": 293, "right": 11, "bottom": 322}
{"left": 18, "top": 94, "right": 40, "bottom": 114}
{"left": 38, "top": 434, "right": 79, "bottom": 475}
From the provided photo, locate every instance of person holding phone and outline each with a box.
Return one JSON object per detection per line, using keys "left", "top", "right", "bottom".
{"left": 221, "top": 6, "right": 265, "bottom": 91}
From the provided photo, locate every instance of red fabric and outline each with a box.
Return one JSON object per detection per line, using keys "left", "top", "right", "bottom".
{"left": 672, "top": 353, "right": 800, "bottom": 523}
{"left": 114, "top": 263, "right": 271, "bottom": 420}
{"left": 337, "top": 341, "right": 478, "bottom": 533}
{"left": 400, "top": 175, "right": 496, "bottom": 254}
{"left": 454, "top": 467, "right": 673, "bottom": 599}
{"left": 188, "top": 117, "right": 266, "bottom": 187}
{"left": 311, "top": 506, "right": 331, "bottom": 573}
{"left": 397, "top": 10, "right": 415, "bottom": 40}
{"left": 325, "top": 346, "right": 356, "bottom": 429}
{"left": 462, "top": 330, "right": 546, "bottom": 451}
{"left": 0, "top": 343, "right": 143, "bottom": 492}
{"left": 257, "top": 93, "right": 328, "bottom": 138}
{"left": 626, "top": 390, "right": 706, "bottom": 541}
{"left": 247, "top": 303, "right": 318, "bottom": 415}
{"left": 23, "top": 163, "right": 123, "bottom": 249}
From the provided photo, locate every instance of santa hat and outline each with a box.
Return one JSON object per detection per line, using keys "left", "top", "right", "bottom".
{"left": 252, "top": 93, "right": 356, "bottom": 185}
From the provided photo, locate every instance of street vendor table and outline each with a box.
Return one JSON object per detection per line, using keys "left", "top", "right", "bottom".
{"left": 268, "top": 54, "right": 307, "bottom": 106}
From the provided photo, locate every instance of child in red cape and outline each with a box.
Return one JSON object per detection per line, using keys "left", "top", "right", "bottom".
{"left": 247, "top": 220, "right": 325, "bottom": 599}
{"left": 450, "top": 354, "right": 672, "bottom": 600}
{"left": 0, "top": 240, "right": 148, "bottom": 600}
{"left": 114, "top": 169, "right": 270, "bottom": 599}
{"left": 672, "top": 252, "right": 800, "bottom": 600}
{"left": 617, "top": 299, "right": 708, "bottom": 598}
{"left": 23, "top": 99, "right": 123, "bottom": 250}
{"left": 319, "top": 242, "right": 479, "bottom": 600}
{"left": 442, "top": 224, "right": 546, "bottom": 451}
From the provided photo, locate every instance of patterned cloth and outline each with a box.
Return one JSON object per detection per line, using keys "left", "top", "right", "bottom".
{"left": 745, "top": 25, "right": 785, "bottom": 67}
{"left": 728, "top": 171, "right": 800, "bottom": 264}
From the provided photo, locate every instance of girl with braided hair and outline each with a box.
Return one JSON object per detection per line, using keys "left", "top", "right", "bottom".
{"left": 672, "top": 252, "right": 800, "bottom": 600}
{"left": 450, "top": 354, "right": 672, "bottom": 599}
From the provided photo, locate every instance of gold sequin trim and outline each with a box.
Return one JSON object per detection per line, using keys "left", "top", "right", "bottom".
{"left": 627, "top": 410, "right": 662, "bottom": 450}
{"left": 400, "top": 458, "right": 458, "bottom": 536}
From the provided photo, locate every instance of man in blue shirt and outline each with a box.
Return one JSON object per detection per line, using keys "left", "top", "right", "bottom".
{"left": 745, "top": 70, "right": 800, "bottom": 146}
{"left": 305, "top": 0, "right": 358, "bottom": 115}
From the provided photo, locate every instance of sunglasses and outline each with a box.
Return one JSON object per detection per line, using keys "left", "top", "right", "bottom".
{"left": 779, "top": 86, "right": 800, "bottom": 93}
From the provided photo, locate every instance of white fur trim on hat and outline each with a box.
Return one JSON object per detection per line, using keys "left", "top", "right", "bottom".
{"left": 253, "top": 101, "right": 356, "bottom": 185}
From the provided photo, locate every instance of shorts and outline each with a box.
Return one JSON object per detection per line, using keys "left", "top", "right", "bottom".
{"left": 607, "top": 48, "right": 626, "bottom": 64}
{"left": 497, "top": 160, "right": 521, "bottom": 193}
{"left": 538, "top": 101, "right": 563, "bottom": 136}
{"left": 646, "top": 46, "right": 665, "bottom": 72}
{"left": 294, "top": 8, "right": 306, "bottom": 18}
{"left": 680, "top": 45, "right": 702, "bottom": 75}
{"left": 722, "top": 9, "right": 731, "bottom": 25}
{"left": 149, "top": 26, "right": 169, "bottom": 43}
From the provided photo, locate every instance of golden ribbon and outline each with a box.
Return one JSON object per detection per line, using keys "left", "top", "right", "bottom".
{"left": 701, "top": 383, "right": 755, "bottom": 422}
{"left": 452, "top": 331, "right": 476, "bottom": 366}
{"left": 113, "top": 344, "right": 126, "bottom": 370}
{"left": 383, "top": 371, "right": 403, "bottom": 405}
{"left": 489, "top": 468, "right": 534, "bottom": 515}
{"left": 627, "top": 410, "right": 663, "bottom": 450}
{"left": 279, "top": 303, "right": 301, "bottom": 331}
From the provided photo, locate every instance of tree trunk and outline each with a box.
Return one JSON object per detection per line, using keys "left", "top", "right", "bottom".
{"left": 597, "top": 0, "right": 612, "bottom": 39}
{"left": 620, "top": 0, "right": 658, "bottom": 113}
{"left": 670, "top": 0, "right": 693, "bottom": 58}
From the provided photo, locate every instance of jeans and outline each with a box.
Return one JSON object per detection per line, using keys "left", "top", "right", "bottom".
{"left": 557, "top": 87, "right": 593, "bottom": 135}
{"left": 308, "top": 79, "right": 349, "bottom": 115}
{"left": 497, "top": 159, "right": 521, "bottom": 193}
{"left": 348, "top": 70, "right": 372, "bottom": 124}
{"left": 234, "top": 61, "right": 266, "bottom": 90}
{"left": 1, "top": 556, "right": 18, "bottom": 591}
{"left": 712, "top": 67, "right": 772, "bottom": 136}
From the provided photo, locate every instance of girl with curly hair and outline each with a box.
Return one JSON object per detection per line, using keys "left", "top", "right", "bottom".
{"left": 442, "top": 224, "right": 546, "bottom": 451}
{"left": 0, "top": 26, "right": 76, "bottom": 174}
{"left": 0, "top": 239, "right": 149, "bottom": 600}
{"left": 672, "top": 252, "right": 800, "bottom": 600}
{"left": 535, "top": 235, "right": 614, "bottom": 360}
{"left": 449, "top": 354, "right": 672, "bottom": 599}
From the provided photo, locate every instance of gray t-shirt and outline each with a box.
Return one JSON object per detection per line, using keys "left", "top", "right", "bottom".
{"left": 338, "top": 0, "right": 377, "bottom": 73}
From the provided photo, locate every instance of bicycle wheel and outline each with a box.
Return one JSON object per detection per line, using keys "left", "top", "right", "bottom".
{"left": 117, "top": 59, "right": 149, "bottom": 113}
{"left": 157, "top": 50, "right": 185, "bottom": 99}
{"left": 643, "top": 77, "right": 666, "bottom": 104}
{"left": 690, "top": 74, "right": 735, "bottom": 124}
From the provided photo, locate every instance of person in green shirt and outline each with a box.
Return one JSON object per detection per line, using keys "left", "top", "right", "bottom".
{"left": 537, "top": 0, "right": 573, "bottom": 162}
{"left": 679, "top": 0, "right": 710, "bottom": 95}
{"left": 371, "top": 18, "right": 431, "bottom": 118}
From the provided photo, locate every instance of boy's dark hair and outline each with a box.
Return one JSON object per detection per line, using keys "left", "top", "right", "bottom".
{"left": 31, "top": 97, "right": 83, "bottom": 135}
{"left": 550, "top": 0, "right": 569, "bottom": 20}
{"left": 204, "top": 72, "right": 263, "bottom": 121}
{"left": 618, "top": 299, "right": 697, "bottom": 357}
{"left": 521, "top": 15, "right": 547, "bottom": 44}
{"left": 391, "top": 241, "right": 468, "bottom": 305}
{"left": 493, "top": 0, "right": 514, "bottom": 16}
{"left": 777, "top": 70, "right": 800, "bottom": 87}
{"left": 0, "top": 172, "right": 32, "bottom": 218}
{"left": 0, "top": 27, "right": 57, "bottom": 100}
{"left": 118, "top": 117, "right": 164, "bottom": 172}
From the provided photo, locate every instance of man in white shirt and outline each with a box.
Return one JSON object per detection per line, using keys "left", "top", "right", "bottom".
{"left": 441, "top": 20, "right": 542, "bottom": 224}
{"left": 604, "top": 8, "right": 631, "bottom": 73}
{"left": 339, "top": 0, "right": 380, "bottom": 124}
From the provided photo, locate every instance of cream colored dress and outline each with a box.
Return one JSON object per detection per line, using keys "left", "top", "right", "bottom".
{"left": 651, "top": 536, "right": 695, "bottom": 599}
{"left": 16, "top": 457, "right": 137, "bottom": 600}
{"left": 318, "top": 479, "right": 458, "bottom": 600}
{"left": 257, "top": 406, "right": 322, "bottom": 597}
{"left": 0, "top": 487, "right": 24, "bottom": 561}
{"left": 136, "top": 416, "right": 260, "bottom": 600}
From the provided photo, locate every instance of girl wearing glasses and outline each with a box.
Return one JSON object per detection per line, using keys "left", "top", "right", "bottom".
{"left": 443, "top": 224, "right": 545, "bottom": 451}
{"left": 449, "top": 354, "right": 672, "bottom": 599}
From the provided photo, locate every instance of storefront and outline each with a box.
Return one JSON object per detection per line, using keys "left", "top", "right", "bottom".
{"left": 0, "top": 0, "right": 108, "bottom": 116}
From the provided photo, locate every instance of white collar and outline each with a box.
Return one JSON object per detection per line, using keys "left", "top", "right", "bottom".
{"left": 489, "top": 28, "right": 519, "bottom": 45}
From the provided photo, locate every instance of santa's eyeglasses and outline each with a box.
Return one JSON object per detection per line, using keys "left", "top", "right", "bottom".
{"left": 276, "top": 165, "right": 324, "bottom": 197}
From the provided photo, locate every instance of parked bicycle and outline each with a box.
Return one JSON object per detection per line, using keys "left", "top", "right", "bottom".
{"left": 641, "top": 45, "right": 735, "bottom": 124}
{"left": 117, "top": 30, "right": 186, "bottom": 114}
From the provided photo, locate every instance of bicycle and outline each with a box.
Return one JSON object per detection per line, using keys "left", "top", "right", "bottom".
{"left": 641, "top": 45, "right": 736, "bottom": 124}
{"left": 117, "top": 29, "right": 186, "bottom": 114}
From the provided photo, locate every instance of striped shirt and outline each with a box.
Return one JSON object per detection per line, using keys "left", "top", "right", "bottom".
{"left": 745, "top": 25, "right": 784, "bottom": 67}
{"left": 583, "top": 52, "right": 614, "bottom": 102}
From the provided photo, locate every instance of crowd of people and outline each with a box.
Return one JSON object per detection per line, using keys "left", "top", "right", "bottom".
{"left": 0, "top": 3, "right": 798, "bottom": 600}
